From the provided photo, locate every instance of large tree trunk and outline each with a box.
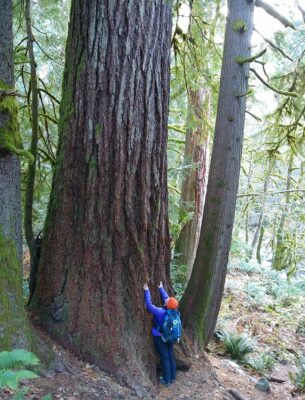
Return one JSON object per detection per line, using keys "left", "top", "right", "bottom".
{"left": 174, "top": 88, "right": 209, "bottom": 280}
{"left": 30, "top": 0, "right": 172, "bottom": 387}
{"left": 180, "top": 0, "right": 254, "bottom": 347}
{"left": 0, "top": 0, "right": 31, "bottom": 349}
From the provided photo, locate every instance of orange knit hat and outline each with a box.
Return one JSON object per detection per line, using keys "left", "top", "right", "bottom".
{"left": 167, "top": 297, "right": 178, "bottom": 310}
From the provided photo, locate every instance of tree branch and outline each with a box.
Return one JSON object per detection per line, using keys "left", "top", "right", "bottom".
{"left": 255, "top": 0, "right": 296, "bottom": 30}
{"left": 235, "top": 48, "right": 266, "bottom": 65}
{"left": 238, "top": 189, "right": 305, "bottom": 198}
{"left": 297, "top": 0, "right": 305, "bottom": 23}
{"left": 250, "top": 68, "right": 298, "bottom": 97}
{"left": 254, "top": 27, "right": 294, "bottom": 62}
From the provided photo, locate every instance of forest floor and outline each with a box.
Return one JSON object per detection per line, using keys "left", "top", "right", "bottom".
{"left": 1, "top": 256, "right": 304, "bottom": 400}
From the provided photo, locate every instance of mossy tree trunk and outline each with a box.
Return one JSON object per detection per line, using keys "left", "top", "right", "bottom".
{"left": 0, "top": 0, "right": 31, "bottom": 349}
{"left": 174, "top": 88, "right": 210, "bottom": 280}
{"left": 24, "top": 0, "right": 40, "bottom": 303}
{"left": 272, "top": 153, "right": 294, "bottom": 270}
{"left": 30, "top": 0, "right": 172, "bottom": 387}
{"left": 180, "top": 0, "right": 254, "bottom": 347}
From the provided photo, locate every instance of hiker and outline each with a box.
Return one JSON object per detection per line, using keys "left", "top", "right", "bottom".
{"left": 143, "top": 281, "right": 181, "bottom": 386}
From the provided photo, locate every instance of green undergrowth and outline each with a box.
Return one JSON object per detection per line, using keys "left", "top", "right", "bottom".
{"left": 213, "top": 240, "right": 305, "bottom": 378}
{"left": 0, "top": 81, "right": 33, "bottom": 162}
{"left": 215, "top": 330, "right": 255, "bottom": 361}
{"left": 289, "top": 356, "right": 305, "bottom": 394}
{"left": 0, "top": 349, "right": 52, "bottom": 400}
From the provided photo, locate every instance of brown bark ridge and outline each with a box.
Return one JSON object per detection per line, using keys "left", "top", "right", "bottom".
{"left": 0, "top": 0, "right": 31, "bottom": 349}
{"left": 24, "top": 0, "right": 40, "bottom": 303}
{"left": 174, "top": 88, "right": 210, "bottom": 280}
{"left": 180, "top": 0, "right": 254, "bottom": 348}
{"left": 30, "top": 0, "right": 172, "bottom": 388}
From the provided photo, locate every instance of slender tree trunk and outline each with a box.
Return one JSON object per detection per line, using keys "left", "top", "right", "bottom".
{"left": 272, "top": 154, "right": 294, "bottom": 270}
{"left": 243, "top": 162, "right": 252, "bottom": 244}
{"left": 174, "top": 88, "right": 209, "bottom": 279}
{"left": 24, "top": 0, "right": 40, "bottom": 303}
{"left": 180, "top": 0, "right": 254, "bottom": 347}
{"left": 30, "top": 0, "right": 172, "bottom": 387}
{"left": 0, "top": 0, "right": 31, "bottom": 349}
{"left": 250, "top": 157, "right": 274, "bottom": 261}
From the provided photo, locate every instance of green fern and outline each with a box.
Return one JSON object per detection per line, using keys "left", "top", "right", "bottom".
{"left": 0, "top": 349, "right": 39, "bottom": 370}
{"left": 0, "top": 349, "right": 39, "bottom": 392}
{"left": 245, "top": 352, "right": 276, "bottom": 374}
{"left": 217, "top": 330, "right": 255, "bottom": 361}
{"left": 0, "top": 369, "right": 38, "bottom": 390}
{"left": 0, "top": 349, "right": 52, "bottom": 399}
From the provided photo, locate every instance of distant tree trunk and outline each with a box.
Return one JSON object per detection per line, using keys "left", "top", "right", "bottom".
{"left": 243, "top": 162, "right": 252, "bottom": 244}
{"left": 180, "top": 0, "right": 254, "bottom": 347}
{"left": 30, "top": 0, "right": 172, "bottom": 387}
{"left": 0, "top": 0, "right": 31, "bottom": 349}
{"left": 250, "top": 157, "right": 274, "bottom": 261}
{"left": 272, "top": 153, "right": 294, "bottom": 270}
{"left": 174, "top": 88, "right": 210, "bottom": 280}
{"left": 24, "top": 0, "right": 40, "bottom": 303}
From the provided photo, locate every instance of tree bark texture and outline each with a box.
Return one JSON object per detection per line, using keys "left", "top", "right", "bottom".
{"left": 180, "top": 0, "right": 254, "bottom": 347}
{"left": 30, "top": 0, "right": 172, "bottom": 386}
{"left": 174, "top": 88, "right": 209, "bottom": 280}
{"left": 0, "top": 0, "right": 31, "bottom": 349}
{"left": 24, "top": 0, "right": 40, "bottom": 303}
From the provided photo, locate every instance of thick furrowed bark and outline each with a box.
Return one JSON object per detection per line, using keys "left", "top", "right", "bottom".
{"left": 31, "top": 0, "right": 172, "bottom": 387}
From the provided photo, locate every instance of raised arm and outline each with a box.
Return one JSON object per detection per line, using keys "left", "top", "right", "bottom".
{"left": 143, "top": 285, "right": 165, "bottom": 317}
{"left": 157, "top": 281, "right": 169, "bottom": 304}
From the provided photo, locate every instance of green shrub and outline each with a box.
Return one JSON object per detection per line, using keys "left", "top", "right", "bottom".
{"left": 296, "top": 318, "right": 305, "bottom": 337}
{"left": 216, "top": 330, "right": 255, "bottom": 361}
{"left": 245, "top": 352, "right": 276, "bottom": 374}
{"left": 230, "top": 238, "right": 251, "bottom": 259}
{"left": 289, "top": 356, "right": 305, "bottom": 393}
{"left": 170, "top": 256, "right": 188, "bottom": 299}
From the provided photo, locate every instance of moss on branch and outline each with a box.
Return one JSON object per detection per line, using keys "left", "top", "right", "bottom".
{"left": 235, "top": 49, "right": 267, "bottom": 65}
{"left": 0, "top": 81, "right": 33, "bottom": 161}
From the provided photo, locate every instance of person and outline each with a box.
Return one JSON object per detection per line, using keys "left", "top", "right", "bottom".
{"left": 143, "top": 281, "right": 179, "bottom": 386}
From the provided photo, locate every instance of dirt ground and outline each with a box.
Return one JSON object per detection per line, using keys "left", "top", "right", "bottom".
{"left": 1, "top": 331, "right": 304, "bottom": 400}
{"left": 2, "top": 255, "right": 303, "bottom": 399}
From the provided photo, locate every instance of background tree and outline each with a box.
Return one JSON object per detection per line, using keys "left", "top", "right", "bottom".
{"left": 180, "top": 0, "right": 255, "bottom": 347}
{"left": 30, "top": 0, "right": 172, "bottom": 387}
{"left": 174, "top": 87, "right": 210, "bottom": 280}
{"left": 168, "top": 0, "right": 223, "bottom": 291}
{"left": 0, "top": 0, "right": 31, "bottom": 349}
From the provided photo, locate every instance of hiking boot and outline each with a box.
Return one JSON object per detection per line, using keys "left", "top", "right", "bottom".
{"left": 159, "top": 377, "right": 171, "bottom": 386}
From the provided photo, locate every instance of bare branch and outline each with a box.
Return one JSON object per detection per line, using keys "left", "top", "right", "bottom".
{"left": 254, "top": 27, "right": 294, "bottom": 62}
{"left": 297, "top": 0, "right": 305, "bottom": 23}
{"left": 250, "top": 68, "right": 298, "bottom": 97}
{"left": 255, "top": 0, "right": 296, "bottom": 30}
{"left": 238, "top": 189, "right": 305, "bottom": 198}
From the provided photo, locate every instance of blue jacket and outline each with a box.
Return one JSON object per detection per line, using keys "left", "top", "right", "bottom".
{"left": 144, "top": 287, "right": 169, "bottom": 336}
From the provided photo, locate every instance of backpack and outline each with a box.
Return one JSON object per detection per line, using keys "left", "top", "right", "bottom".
{"left": 161, "top": 309, "right": 182, "bottom": 344}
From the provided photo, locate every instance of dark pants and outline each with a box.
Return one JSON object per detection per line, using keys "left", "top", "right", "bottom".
{"left": 153, "top": 335, "right": 176, "bottom": 384}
